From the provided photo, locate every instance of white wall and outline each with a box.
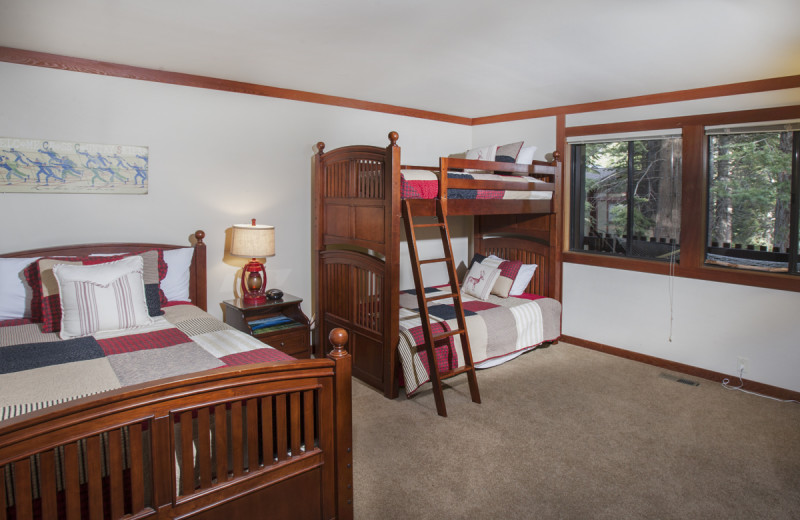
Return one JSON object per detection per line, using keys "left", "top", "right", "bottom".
{"left": 563, "top": 264, "right": 800, "bottom": 392}
{"left": 0, "top": 62, "right": 471, "bottom": 321}
{"left": 560, "top": 89, "right": 800, "bottom": 392}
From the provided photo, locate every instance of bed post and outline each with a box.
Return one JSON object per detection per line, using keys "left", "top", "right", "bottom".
{"left": 385, "top": 132, "right": 402, "bottom": 399}
{"left": 313, "top": 142, "right": 326, "bottom": 356}
{"left": 327, "top": 328, "right": 354, "bottom": 520}
{"left": 192, "top": 230, "right": 207, "bottom": 311}
{"left": 550, "top": 151, "right": 563, "bottom": 302}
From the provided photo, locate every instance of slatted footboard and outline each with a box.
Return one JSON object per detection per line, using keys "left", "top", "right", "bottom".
{"left": 0, "top": 332, "right": 352, "bottom": 520}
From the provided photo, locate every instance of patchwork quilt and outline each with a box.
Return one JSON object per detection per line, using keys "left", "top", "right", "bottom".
{"left": 397, "top": 288, "right": 561, "bottom": 396}
{"left": 0, "top": 305, "right": 292, "bottom": 422}
{"left": 400, "top": 169, "right": 553, "bottom": 200}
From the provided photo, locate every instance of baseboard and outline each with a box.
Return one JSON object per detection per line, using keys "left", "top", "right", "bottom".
{"left": 561, "top": 335, "right": 800, "bottom": 403}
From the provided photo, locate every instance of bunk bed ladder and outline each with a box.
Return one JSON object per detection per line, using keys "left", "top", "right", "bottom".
{"left": 401, "top": 198, "right": 481, "bottom": 417}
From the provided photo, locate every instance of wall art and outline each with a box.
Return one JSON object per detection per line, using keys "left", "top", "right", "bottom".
{"left": 0, "top": 137, "right": 148, "bottom": 194}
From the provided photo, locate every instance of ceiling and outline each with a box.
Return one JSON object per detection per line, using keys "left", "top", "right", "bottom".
{"left": 1, "top": 0, "right": 799, "bottom": 118}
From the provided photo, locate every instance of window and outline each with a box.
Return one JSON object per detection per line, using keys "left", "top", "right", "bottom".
{"left": 570, "top": 137, "right": 682, "bottom": 261}
{"left": 706, "top": 124, "right": 800, "bottom": 274}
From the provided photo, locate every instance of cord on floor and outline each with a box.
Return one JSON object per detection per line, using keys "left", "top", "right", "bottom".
{"left": 722, "top": 367, "right": 799, "bottom": 404}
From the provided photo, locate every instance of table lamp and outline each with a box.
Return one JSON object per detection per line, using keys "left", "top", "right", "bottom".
{"left": 231, "top": 219, "right": 275, "bottom": 305}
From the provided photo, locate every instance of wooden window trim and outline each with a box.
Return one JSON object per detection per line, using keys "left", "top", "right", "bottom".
{"left": 564, "top": 104, "right": 800, "bottom": 294}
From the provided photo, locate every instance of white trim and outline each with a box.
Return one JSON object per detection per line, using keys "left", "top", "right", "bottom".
{"left": 705, "top": 119, "right": 800, "bottom": 135}
{"left": 566, "top": 129, "right": 681, "bottom": 144}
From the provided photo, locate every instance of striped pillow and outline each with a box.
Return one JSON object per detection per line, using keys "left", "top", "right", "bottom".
{"left": 24, "top": 250, "right": 166, "bottom": 333}
{"left": 54, "top": 256, "right": 153, "bottom": 339}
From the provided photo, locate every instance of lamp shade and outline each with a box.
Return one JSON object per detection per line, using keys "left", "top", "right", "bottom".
{"left": 231, "top": 223, "right": 275, "bottom": 258}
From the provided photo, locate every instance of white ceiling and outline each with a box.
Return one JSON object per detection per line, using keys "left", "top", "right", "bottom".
{"left": 1, "top": 0, "right": 799, "bottom": 118}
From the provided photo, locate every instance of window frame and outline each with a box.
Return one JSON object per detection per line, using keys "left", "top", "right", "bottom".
{"left": 704, "top": 127, "right": 800, "bottom": 274}
{"left": 562, "top": 104, "right": 800, "bottom": 294}
{"left": 569, "top": 138, "right": 682, "bottom": 261}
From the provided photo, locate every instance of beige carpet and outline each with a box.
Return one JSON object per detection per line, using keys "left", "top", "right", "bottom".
{"left": 351, "top": 342, "right": 800, "bottom": 519}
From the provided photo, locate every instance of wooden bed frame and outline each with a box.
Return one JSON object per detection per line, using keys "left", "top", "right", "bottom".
{"left": 0, "top": 231, "right": 354, "bottom": 520}
{"left": 314, "top": 132, "right": 562, "bottom": 399}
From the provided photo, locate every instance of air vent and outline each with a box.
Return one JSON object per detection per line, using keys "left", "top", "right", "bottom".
{"left": 659, "top": 373, "right": 699, "bottom": 386}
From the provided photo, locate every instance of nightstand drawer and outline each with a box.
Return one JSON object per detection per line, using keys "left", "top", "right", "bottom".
{"left": 263, "top": 328, "right": 310, "bottom": 358}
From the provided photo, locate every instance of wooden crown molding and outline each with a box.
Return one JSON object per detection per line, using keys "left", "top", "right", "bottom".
{"left": 0, "top": 46, "right": 471, "bottom": 125}
{"left": 2, "top": 46, "right": 799, "bottom": 127}
{"left": 473, "top": 75, "right": 800, "bottom": 125}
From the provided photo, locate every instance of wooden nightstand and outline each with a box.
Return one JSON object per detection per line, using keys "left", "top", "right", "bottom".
{"left": 223, "top": 294, "right": 311, "bottom": 358}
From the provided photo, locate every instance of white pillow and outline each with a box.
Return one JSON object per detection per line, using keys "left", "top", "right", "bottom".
{"left": 0, "top": 257, "right": 40, "bottom": 321}
{"left": 465, "top": 145, "right": 498, "bottom": 162}
{"left": 54, "top": 256, "right": 153, "bottom": 339}
{"left": 461, "top": 263, "right": 501, "bottom": 301}
{"left": 162, "top": 247, "right": 194, "bottom": 302}
{"left": 510, "top": 264, "right": 537, "bottom": 295}
{"left": 515, "top": 145, "right": 538, "bottom": 165}
{"left": 488, "top": 254, "right": 537, "bottom": 296}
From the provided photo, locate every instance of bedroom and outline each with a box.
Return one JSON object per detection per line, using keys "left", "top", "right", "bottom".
{"left": 1, "top": 1, "right": 799, "bottom": 518}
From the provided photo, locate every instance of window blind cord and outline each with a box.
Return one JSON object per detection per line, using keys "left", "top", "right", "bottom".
{"left": 722, "top": 367, "right": 800, "bottom": 404}
{"left": 667, "top": 141, "right": 677, "bottom": 343}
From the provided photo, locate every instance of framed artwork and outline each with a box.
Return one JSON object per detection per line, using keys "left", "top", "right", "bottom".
{"left": 0, "top": 137, "right": 148, "bottom": 194}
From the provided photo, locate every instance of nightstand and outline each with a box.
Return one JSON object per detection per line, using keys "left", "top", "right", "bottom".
{"left": 223, "top": 294, "right": 311, "bottom": 358}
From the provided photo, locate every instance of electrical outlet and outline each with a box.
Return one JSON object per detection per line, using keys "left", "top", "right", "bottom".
{"left": 737, "top": 357, "right": 749, "bottom": 375}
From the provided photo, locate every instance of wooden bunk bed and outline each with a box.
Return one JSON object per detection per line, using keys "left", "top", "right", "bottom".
{"left": 314, "top": 132, "right": 562, "bottom": 400}
{"left": 0, "top": 231, "right": 353, "bottom": 519}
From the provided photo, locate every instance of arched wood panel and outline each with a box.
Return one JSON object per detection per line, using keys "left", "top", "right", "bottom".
{"left": 318, "top": 250, "right": 388, "bottom": 391}
{"left": 478, "top": 236, "right": 553, "bottom": 298}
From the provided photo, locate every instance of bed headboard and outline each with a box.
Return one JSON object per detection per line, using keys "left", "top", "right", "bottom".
{"left": 0, "top": 230, "right": 208, "bottom": 311}
{"left": 476, "top": 236, "right": 552, "bottom": 298}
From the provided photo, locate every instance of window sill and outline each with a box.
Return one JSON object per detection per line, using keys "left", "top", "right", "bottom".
{"left": 563, "top": 250, "right": 800, "bottom": 293}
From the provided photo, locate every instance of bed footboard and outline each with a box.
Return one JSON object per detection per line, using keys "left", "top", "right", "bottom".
{"left": 0, "top": 331, "right": 353, "bottom": 520}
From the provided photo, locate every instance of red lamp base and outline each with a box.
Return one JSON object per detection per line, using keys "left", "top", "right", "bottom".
{"left": 241, "top": 259, "right": 267, "bottom": 305}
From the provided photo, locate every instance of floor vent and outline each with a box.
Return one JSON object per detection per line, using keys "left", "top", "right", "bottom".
{"left": 659, "top": 373, "right": 700, "bottom": 386}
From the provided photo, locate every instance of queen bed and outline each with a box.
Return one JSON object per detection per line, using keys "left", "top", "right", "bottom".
{"left": 0, "top": 231, "right": 353, "bottom": 520}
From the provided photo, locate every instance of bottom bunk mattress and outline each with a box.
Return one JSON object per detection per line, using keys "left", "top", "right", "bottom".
{"left": 0, "top": 305, "right": 293, "bottom": 422}
{"left": 397, "top": 288, "right": 561, "bottom": 396}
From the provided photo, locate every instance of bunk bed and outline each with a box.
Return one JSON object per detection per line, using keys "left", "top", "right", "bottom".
{"left": 314, "top": 132, "right": 562, "bottom": 400}
{"left": 0, "top": 231, "right": 353, "bottom": 520}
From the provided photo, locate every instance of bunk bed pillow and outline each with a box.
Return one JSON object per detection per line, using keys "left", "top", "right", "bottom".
{"left": 512, "top": 146, "right": 538, "bottom": 176}
{"left": 462, "top": 262, "right": 501, "bottom": 301}
{"left": 510, "top": 263, "right": 537, "bottom": 295}
{"left": 477, "top": 256, "right": 522, "bottom": 298}
{"left": 487, "top": 254, "right": 537, "bottom": 296}
{"left": 465, "top": 145, "right": 497, "bottom": 162}
{"left": 464, "top": 145, "right": 497, "bottom": 173}
{"left": 494, "top": 141, "right": 524, "bottom": 175}
{"left": 0, "top": 257, "right": 40, "bottom": 321}
{"left": 54, "top": 256, "right": 154, "bottom": 339}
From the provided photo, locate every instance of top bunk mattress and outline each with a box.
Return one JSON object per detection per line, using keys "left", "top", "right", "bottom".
{"left": 400, "top": 169, "right": 553, "bottom": 200}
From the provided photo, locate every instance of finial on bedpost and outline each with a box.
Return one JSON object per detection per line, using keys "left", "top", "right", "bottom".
{"left": 388, "top": 131, "right": 399, "bottom": 147}
{"left": 552, "top": 150, "right": 562, "bottom": 163}
{"left": 317, "top": 142, "right": 325, "bottom": 155}
{"left": 328, "top": 328, "right": 349, "bottom": 358}
{"left": 194, "top": 230, "right": 205, "bottom": 244}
